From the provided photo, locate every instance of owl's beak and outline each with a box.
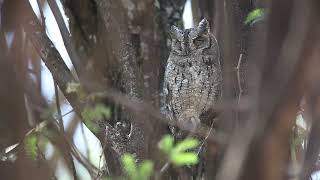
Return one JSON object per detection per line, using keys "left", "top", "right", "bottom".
{"left": 181, "top": 43, "right": 190, "bottom": 55}
{"left": 181, "top": 49, "right": 190, "bottom": 56}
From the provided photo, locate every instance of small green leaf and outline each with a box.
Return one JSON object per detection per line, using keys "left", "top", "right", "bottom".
{"left": 121, "top": 153, "right": 137, "bottom": 179}
{"left": 95, "top": 104, "right": 112, "bottom": 119}
{"left": 172, "top": 138, "right": 199, "bottom": 153}
{"left": 245, "top": 8, "right": 265, "bottom": 25}
{"left": 24, "top": 134, "right": 38, "bottom": 160}
{"left": 139, "top": 160, "right": 154, "bottom": 180}
{"left": 81, "top": 104, "right": 111, "bottom": 133}
{"left": 171, "top": 152, "right": 199, "bottom": 166}
{"left": 158, "top": 134, "right": 174, "bottom": 154}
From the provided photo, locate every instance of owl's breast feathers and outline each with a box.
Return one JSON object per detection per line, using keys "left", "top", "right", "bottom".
{"left": 163, "top": 53, "right": 222, "bottom": 126}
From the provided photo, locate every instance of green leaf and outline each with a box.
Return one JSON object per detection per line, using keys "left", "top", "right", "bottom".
{"left": 81, "top": 104, "right": 111, "bottom": 122}
{"left": 170, "top": 152, "right": 199, "bottom": 166}
{"left": 24, "top": 134, "right": 38, "bottom": 160}
{"left": 81, "top": 104, "right": 111, "bottom": 133}
{"left": 121, "top": 153, "right": 138, "bottom": 180}
{"left": 95, "top": 104, "right": 112, "bottom": 119}
{"left": 172, "top": 138, "right": 199, "bottom": 153}
{"left": 138, "top": 160, "right": 154, "bottom": 180}
{"left": 245, "top": 8, "right": 265, "bottom": 25}
{"left": 158, "top": 134, "right": 174, "bottom": 154}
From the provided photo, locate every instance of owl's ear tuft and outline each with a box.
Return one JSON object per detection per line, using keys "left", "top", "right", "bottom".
{"left": 198, "top": 18, "right": 209, "bottom": 34}
{"left": 170, "top": 25, "right": 183, "bottom": 39}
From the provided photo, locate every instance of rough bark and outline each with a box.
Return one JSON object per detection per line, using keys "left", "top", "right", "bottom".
{"left": 61, "top": 0, "right": 186, "bottom": 174}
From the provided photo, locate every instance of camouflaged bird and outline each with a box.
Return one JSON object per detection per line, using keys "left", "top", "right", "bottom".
{"left": 162, "top": 19, "right": 222, "bottom": 138}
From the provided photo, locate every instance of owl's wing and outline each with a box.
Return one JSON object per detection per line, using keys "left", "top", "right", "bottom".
{"left": 160, "top": 73, "right": 176, "bottom": 134}
{"left": 160, "top": 80, "right": 172, "bottom": 117}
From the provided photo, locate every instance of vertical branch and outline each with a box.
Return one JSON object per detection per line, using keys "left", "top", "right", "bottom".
{"left": 54, "top": 82, "right": 78, "bottom": 180}
{"left": 236, "top": 54, "right": 243, "bottom": 104}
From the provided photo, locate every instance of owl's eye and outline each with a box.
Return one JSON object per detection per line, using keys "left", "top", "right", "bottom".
{"left": 193, "top": 37, "right": 206, "bottom": 47}
{"left": 174, "top": 40, "right": 182, "bottom": 50}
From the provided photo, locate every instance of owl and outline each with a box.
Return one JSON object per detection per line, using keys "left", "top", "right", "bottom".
{"left": 162, "top": 19, "right": 222, "bottom": 138}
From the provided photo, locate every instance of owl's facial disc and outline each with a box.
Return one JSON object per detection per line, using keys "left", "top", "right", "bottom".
{"left": 171, "top": 38, "right": 190, "bottom": 56}
{"left": 170, "top": 26, "right": 190, "bottom": 55}
{"left": 169, "top": 20, "right": 211, "bottom": 56}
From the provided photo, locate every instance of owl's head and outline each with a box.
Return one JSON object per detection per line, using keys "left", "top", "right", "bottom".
{"left": 169, "top": 18, "right": 211, "bottom": 56}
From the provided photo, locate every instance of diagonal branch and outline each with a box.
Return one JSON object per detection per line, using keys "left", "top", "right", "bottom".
{"left": 23, "top": 1, "right": 79, "bottom": 110}
{"left": 22, "top": 0, "right": 116, "bottom": 135}
{"left": 47, "top": 0, "right": 84, "bottom": 79}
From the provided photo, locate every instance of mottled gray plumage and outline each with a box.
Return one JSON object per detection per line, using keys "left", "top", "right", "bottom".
{"left": 162, "top": 19, "right": 222, "bottom": 137}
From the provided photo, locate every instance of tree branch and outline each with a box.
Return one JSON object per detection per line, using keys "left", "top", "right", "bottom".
{"left": 47, "top": 0, "right": 84, "bottom": 79}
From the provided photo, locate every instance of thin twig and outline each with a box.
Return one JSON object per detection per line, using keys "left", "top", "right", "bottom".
{"left": 197, "top": 119, "right": 215, "bottom": 156}
{"left": 36, "top": 137, "right": 59, "bottom": 180}
{"left": 160, "top": 161, "right": 171, "bottom": 174}
{"left": 80, "top": 123, "right": 91, "bottom": 160}
{"left": 96, "top": 136, "right": 109, "bottom": 179}
{"left": 235, "top": 53, "right": 243, "bottom": 126}
{"left": 236, "top": 53, "right": 243, "bottom": 105}
{"left": 54, "top": 82, "right": 64, "bottom": 130}
{"left": 35, "top": 0, "right": 45, "bottom": 91}
{"left": 36, "top": 0, "right": 46, "bottom": 31}
{"left": 54, "top": 81, "right": 78, "bottom": 180}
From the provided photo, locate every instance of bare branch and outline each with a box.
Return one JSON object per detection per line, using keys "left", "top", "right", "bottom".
{"left": 47, "top": 0, "right": 84, "bottom": 78}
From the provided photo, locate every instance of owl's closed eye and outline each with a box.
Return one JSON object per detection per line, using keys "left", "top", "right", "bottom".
{"left": 173, "top": 39, "right": 182, "bottom": 50}
{"left": 193, "top": 36, "right": 207, "bottom": 48}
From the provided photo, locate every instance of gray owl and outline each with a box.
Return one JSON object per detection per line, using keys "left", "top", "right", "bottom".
{"left": 162, "top": 19, "right": 222, "bottom": 138}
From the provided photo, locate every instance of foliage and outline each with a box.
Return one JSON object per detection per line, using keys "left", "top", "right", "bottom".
{"left": 121, "top": 153, "right": 154, "bottom": 180}
{"left": 81, "top": 103, "right": 111, "bottom": 133}
{"left": 158, "top": 134, "right": 200, "bottom": 166}
{"left": 24, "top": 133, "right": 38, "bottom": 160}
{"left": 113, "top": 135, "right": 199, "bottom": 180}
{"left": 245, "top": 8, "right": 265, "bottom": 25}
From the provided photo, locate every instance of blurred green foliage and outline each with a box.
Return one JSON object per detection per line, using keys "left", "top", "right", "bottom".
{"left": 158, "top": 134, "right": 199, "bottom": 166}
{"left": 81, "top": 104, "right": 111, "bottom": 133}
{"left": 121, "top": 153, "right": 154, "bottom": 180}
{"left": 24, "top": 133, "right": 38, "bottom": 160}
{"left": 245, "top": 8, "right": 265, "bottom": 25}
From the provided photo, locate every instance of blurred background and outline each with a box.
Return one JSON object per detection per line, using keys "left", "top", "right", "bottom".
{"left": 1, "top": 0, "right": 320, "bottom": 179}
